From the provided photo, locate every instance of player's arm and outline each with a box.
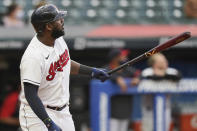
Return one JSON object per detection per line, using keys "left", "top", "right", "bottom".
{"left": 21, "top": 58, "right": 61, "bottom": 131}
{"left": 24, "top": 82, "right": 61, "bottom": 131}
{"left": 71, "top": 60, "right": 110, "bottom": 82}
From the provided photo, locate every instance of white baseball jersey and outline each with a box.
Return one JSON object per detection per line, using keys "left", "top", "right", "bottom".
{"left": 20, "top": 35, "right": 71, "bottom": 107}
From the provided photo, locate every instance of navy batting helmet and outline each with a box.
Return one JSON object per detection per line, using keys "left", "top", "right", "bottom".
{"left": 31, "top": 4, "right": 67, "bottom": 25}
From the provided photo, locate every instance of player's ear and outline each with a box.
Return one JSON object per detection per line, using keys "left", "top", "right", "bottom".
{"left": 46, "top": 23, "right": 53, "bottom": 31}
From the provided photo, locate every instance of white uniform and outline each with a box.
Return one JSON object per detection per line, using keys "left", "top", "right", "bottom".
{"left": 19, "top": 35, "right": 75, "bottom": 131}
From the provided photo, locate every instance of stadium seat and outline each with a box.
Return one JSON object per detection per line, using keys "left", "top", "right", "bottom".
{"left": 0, "top": 0, "right": 195, "bottom": 25}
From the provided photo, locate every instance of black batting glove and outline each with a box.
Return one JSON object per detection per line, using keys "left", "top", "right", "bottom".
{"left": 91, "top": 68, "right": 110, "bottom": 82}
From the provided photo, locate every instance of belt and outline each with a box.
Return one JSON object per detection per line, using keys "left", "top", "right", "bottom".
{"left": 46, "top": 103, "right": 68, "bottom": 111}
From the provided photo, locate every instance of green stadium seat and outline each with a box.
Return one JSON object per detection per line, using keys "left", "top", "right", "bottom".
{"left": 61, "top": 0, "right": 72, "bottom": 7}
{"left": 118, "top": 0, "right": 130, "bottom": 8}
{"left": 0, "top": 0, "right": 195, "bottom": 25}
{"left": 102, "top": 0, "right": 116, "bottom": 8}
{"left": 89, "top": 0, "right": 101, "bottom": 7}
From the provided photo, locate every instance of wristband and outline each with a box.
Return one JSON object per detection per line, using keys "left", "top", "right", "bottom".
{"left": 43, "top": 117, "right": 52, "bottom": 128}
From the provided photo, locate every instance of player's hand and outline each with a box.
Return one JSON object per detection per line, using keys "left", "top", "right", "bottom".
{"left": 91, "top": 68, "right": 110, "bottom": 82}
{"left": 131, "top": 77, "right": 140, "bottom": 86}
{"left": 44, "top": 118, "right": 62, "bottom": 131}
{"left": 47, "top": 122, "right": 62, "bottom": 131}
{"left": 117, "top": 76, "right": 127, "bottom": 92}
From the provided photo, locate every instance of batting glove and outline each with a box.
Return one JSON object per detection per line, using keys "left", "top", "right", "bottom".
{"left": 44, "top": 118, "right": 62, "bottom": 131}
{"left": 91, "top": 68, "right": 110, "bottom": 82}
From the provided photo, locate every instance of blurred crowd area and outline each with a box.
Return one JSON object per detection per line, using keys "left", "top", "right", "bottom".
{"left": 0, "top": 0, "right": 197, "bottom": 131}
{"left": 0, "top": 0, "right": 197, "bottom": 25}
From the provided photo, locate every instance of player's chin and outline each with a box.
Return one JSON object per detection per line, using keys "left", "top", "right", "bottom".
{"left": 62, "top": 29, "right": 65, "bottom": 34}
{"left": 58, "top": 29, "right": 65, "bottom": 36}
{"left": 51, "top": 30, "right": 65, "bottom": 39}
{"left": 60, "top": 28, "right": 65, "bottom": 35}
{"left": 61, "top": 30, "right": 65, "bottom": 36}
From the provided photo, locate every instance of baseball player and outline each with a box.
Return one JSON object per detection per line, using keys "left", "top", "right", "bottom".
{"left": 19, "top": 4, "right": 109, "bottom": 131}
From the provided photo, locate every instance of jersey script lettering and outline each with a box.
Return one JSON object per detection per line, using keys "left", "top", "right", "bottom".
{"left": 46, "top": 49, "right": 69, "bottom": 81}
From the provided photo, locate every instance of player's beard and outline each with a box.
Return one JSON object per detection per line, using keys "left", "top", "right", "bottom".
{"left": 51, "top": 27, "right": 65, "bottom": 39}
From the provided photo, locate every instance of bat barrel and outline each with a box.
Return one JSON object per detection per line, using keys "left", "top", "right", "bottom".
{"left": 155, "top": 32, "right": 191, "bottom": 52}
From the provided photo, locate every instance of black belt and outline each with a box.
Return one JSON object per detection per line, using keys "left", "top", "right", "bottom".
{"left": 47, "top": 103, "right": 68, "bottom": 111}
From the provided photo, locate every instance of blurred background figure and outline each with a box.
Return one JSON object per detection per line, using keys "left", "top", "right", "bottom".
{"left": 184, "top": 0, "right": 197, "bottom": 18}
{"left": 141, "top": 53, "right": 181, "bottom": 131}
{"left": 0, "top": 83, "right": 20, "bottom": 131}
{"left": 2, "top": 3, "right": 24, "bottom": 27}
{"left": 106, "top": 49, "right": 140, "bottom": 131}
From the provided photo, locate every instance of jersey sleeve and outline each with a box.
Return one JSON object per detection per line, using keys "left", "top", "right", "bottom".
{"left": 20, "top": 57, "right": 42, "bottom": 86}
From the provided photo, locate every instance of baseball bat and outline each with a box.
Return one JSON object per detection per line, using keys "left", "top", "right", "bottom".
{"left": 107, "top": 32, "right": 191, "bottom": 75}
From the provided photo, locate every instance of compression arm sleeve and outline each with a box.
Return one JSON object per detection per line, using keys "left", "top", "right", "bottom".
{"left": 79, "top": 64, "right": 93, "bottom": 76}
{"left": 71, "top": 60, "right": 93, "bottom": 75}
{"left": 24, "top": 82, "right": 49, "bottom": 122}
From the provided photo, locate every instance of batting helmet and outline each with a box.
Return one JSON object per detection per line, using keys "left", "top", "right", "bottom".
{"left": 31, "top": 4, "right": 67, "bottom": 25}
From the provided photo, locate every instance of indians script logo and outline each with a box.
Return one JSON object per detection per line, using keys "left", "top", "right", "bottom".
{"left": 46, "top": 49, "right": 69, "bottom": 81}
{"left": 145, "top": 49, "right": 156, "bottom": 57}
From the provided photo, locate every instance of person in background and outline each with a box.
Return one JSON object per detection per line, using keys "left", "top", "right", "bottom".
{"left": 2, "top": 3, "right": 24, "bottom": 27}
{"left": 141, "top": 53, "right": 181, "bottom": 131}
{"left": 0, "top": 83, "right": 20, "bottom": 131}
{"left": 184, "top": 0, "right": 197, "bottom": 18}
{"left": 106, "top": 49, "right": 140, "bottom": 131}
